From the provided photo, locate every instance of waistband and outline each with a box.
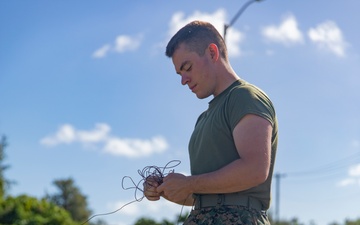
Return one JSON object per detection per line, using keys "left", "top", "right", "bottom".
{"left": 193, "top": 193, "right": 264, "bottom": 211}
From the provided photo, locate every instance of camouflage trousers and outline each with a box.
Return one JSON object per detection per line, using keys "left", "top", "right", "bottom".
{"left": 183, "top": 205, "right": 270, "bottom": 225}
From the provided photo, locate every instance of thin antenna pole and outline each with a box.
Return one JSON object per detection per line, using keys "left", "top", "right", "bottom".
{"left": 224, "top": 0, "right": 265, "bottom": 42}
{"left": 274, "top": 173, "right": 286, "bottom": 223}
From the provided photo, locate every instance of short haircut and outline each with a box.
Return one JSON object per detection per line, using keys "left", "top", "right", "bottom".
{"left": 165, "top": 20, "right": 228, "bottom": 60}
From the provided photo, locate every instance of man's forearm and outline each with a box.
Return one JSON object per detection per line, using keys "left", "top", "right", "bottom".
{"left": 186, "top": 158, "right": 269, "bottom": 194}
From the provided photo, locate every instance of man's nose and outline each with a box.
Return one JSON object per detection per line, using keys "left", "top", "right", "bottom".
{"left": 181, "top": 74, "right": 190, "bottom": 85}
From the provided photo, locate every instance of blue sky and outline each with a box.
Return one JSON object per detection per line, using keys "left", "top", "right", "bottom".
{"left": 1, "top": 1, "right": 360, "bottom": 224}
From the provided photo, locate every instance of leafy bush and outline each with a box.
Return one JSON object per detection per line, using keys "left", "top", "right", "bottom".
{"left": 0, "top": 195, "right": 79, "bottom": 225}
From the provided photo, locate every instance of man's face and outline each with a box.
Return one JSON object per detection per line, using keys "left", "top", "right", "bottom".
{"left": 172, "top": 44, "right": 215, "bottom": 99}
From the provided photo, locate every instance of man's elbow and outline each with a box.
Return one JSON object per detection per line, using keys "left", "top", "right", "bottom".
{"left": 253, "top": 168, "right": 270, "bottom": 185}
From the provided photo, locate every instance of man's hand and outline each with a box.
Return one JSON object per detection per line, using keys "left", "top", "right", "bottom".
{"left": 143, "top": 176, "right": 162, "bottom": 201}
{"left": 156, "top": 173, "right": 193, "bottom": 204}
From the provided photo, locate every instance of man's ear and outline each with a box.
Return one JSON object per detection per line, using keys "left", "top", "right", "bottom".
{"left": 208, "top": 43, "right": 219, "bottom": 61}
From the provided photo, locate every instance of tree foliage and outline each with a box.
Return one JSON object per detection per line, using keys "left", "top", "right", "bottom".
{"left": 133, "top": 212, "right": 189, "bottom": 225}
{"left": 0, "top": 135, "right": 12, "bottom": 199}
{"left": 134, "top": 218, "right": 160, "bottom": 225}
{"left": 45, "top": 178, "right": 92, "bottom": 223}
{"left": 134, "top": 217, "right": 175, "bottom": 225}
{"left": 345, "top": 218, "right": 360, "bottom": 225}
{"left": 0, "top": 194, "right": 78, "bottom": 225}
{"left": 1, "top": 132, "right": 359, "bottom": 225}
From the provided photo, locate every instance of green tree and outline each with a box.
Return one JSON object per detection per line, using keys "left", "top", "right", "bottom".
{"left": 345, "top": 218, "right": 360, "bottom": 225}
{"left": 268, "top": 211, "right": 306, "bottom": 225}
{"left": 90, "top": 219, "right": 108, "bottom": 225}
{"left": 134, "top": 218, "right": 161, "bottom": 225}
{"left": 0, "top": 135, "right": 14, "bottom": 199}
{"left": 46, "top": 178, "right": 92, "bottom": 223}
{"left": 0, "top": 194, "right": 79, "bottom": 225}
{"left": 133, "top": 212, "right": 189, "bottom": 225}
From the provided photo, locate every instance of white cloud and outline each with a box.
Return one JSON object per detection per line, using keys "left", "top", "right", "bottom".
{"left": 337, "top": 178, "right": 356, "bottom": 187}
{"left": 308, "top": 21, "right": 348, "bottom": 57}
{"left": 103, "top": 136, "right": 167, "bottom": 158}
{"left": 110, "top": 198, "right": 190, "bottom": 220}
{"left": 338, "top": 163, "right": 360, "bottom": 187}
{"left": 77, "top": 123, "right": 110, "bottom": 143}
{"left": 40, "top": 124, "right": 76, "bottom": 146}
{"left": 114, "top": 35, "right": 142, "bottom": 53}
{"left": 40, "top": 123, "right": 168, "bottom": 158}
{"left": 226, "top": 28, "right": 244, "bottom": 57}
{"left": 349, "top": 164, "right": 360, "bottom": 177}
{"left": 262, "top": 14, "right": 304, "bottom": 46}
{"left": 92, "top": 35, "right": 142, "bottom": 58}
{"left": 92, "top": 44, "right": 111, "bottom": 58}
{"left": 167, "top": 9, "right": 245, "bottom": 57}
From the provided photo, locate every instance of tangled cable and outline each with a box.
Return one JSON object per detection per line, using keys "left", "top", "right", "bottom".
{"left": 81, "top": 160, "right": 181, "bottom": 225}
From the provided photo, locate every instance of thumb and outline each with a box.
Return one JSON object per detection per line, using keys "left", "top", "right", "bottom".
{"left": 156, "top": 183, "right": 165, "bottom": 194}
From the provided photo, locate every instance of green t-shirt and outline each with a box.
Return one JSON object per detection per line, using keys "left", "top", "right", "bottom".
{"left": 188, "top": 79, "right": 278, "bottom": 210}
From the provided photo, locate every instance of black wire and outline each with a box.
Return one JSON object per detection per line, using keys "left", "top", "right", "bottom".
{"left": 275, "top": 152, "right": 360, "bottom": 185}
{"left": 286, "top": 152, "right": 360, "bottom": 178}
{"left": 80, "top": 160, "right": 182, "bottom": 225}
{"left": 80, "top": 199, "right": 139, "bottom": 225}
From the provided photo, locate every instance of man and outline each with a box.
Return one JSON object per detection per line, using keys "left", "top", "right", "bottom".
{"left": 144, "top": 20, "right": 278, "bottom": 224}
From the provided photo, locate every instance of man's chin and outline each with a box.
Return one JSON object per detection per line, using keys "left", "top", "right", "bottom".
{"left": 195, "top": 93, "right": 211, "bottom": 99}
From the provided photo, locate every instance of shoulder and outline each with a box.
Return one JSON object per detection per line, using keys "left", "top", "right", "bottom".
{"left": 227, "top": 80, "right": 268, "bottom": 105}
{"left": 225, "top": 80, "right": 276, "bottom": 127}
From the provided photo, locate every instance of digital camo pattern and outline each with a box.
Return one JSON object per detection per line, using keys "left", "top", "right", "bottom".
{"left": 184, "top": 205, "right": 270, "bottom": 225}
